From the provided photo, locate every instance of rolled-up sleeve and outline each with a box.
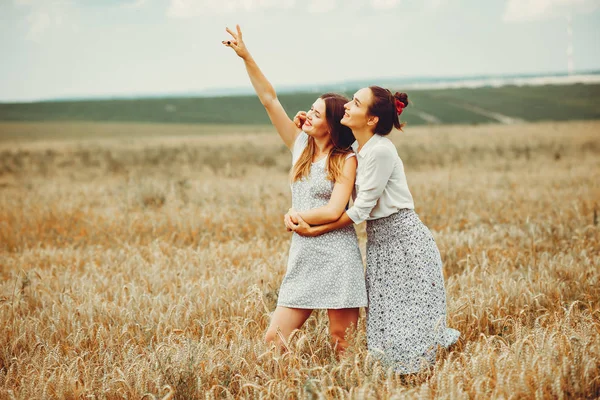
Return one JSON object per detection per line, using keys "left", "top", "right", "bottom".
{"left": 346, "top": 146, "right": 395, "bottom": 224}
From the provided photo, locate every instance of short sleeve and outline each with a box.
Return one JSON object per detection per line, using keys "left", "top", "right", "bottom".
{"left": 292, "top": 131, "right": 309, "bottom": 164}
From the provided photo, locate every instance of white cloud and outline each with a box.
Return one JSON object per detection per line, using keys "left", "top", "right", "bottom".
{"left": 121, "top": 0, "right": 148, "bottom": 9}
{"left": 371, "top": 0, "right": 399, "bottom": 10}
{"left": 167, "top": 0, "right": 296, "bottom": 18}
{"left": 370, "top": 0, "right": 448, "bottom": 12}
{"left": 14, "top": 0, "right": 74, "bottom": 41}
{"left": 166, "top": 0, "right": 448, "bottom": 17}
{"left": 504, "top": 0, "right": 600, "bottom": 22}
{"left": 25, "top": 11, "right": 52, "bottom": 40}
{"left": 424, "top": 0, "right": 447, "bottom": 10}
{"left": 308, "top": 0, "right": 336, "bottom": 14}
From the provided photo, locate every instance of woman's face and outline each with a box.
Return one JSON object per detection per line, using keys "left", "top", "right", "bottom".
{"left": 341, "top": 87, "right": 374, "bottom": 131}
{"left": 302, "top": 98, "right": 329, "bottom": 138}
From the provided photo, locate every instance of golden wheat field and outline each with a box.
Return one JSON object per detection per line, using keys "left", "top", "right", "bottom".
{"left": 0, "top": 120, "right": 599, "bottom": 399}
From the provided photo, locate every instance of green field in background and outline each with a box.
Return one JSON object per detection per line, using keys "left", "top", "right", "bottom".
{"left": 1, "top": 84, "right": 599, "bottom": 126}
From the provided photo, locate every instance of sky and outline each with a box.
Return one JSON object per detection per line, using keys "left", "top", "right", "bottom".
{"left": 1, "top": 0, "right": 600, "bottom": 102}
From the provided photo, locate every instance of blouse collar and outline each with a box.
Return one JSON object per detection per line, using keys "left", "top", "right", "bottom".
{"left": 351, "top": 133, "right": 383, "bottom": 158}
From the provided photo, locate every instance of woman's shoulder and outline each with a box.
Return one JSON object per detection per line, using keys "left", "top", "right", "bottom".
{"left": 294, "top": 130, "right": 309, "bottom": 147}
{"left": 371, "top": 138, "right": 398, "bottom": 158}
{"left": 292, "top": 131, "right": 309, "bottom": 161}
{"left": 378, "top": 135, "right": 397, "bottom": 148}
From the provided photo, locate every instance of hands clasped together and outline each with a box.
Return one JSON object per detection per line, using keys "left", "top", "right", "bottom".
{"left": 284, "top": 209, "right": 316, "bottom": 237}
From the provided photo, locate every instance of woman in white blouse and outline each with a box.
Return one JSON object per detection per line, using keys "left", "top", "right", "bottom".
{"left": 286, "top": 86, "right": 460, "bottom": 374}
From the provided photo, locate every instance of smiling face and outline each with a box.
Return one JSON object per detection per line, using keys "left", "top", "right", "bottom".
{"left": 341, "top": 87, "right": 377, "bottom": 132}
{"left": 302, "top": 98, "right": 330, "bottom": 139}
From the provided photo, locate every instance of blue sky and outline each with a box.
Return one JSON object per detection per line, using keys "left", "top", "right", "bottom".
{"left": 1, "top": 0, "right": 599, "bottom": 102}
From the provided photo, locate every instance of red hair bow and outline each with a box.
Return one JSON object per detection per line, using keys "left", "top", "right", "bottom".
{"left": 395, "top": 99, "right": 405, "bottom": 115}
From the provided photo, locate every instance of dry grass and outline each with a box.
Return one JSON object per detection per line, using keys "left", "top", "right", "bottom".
{"left": 0, "top": 120, "right": 599, "bottom": 399}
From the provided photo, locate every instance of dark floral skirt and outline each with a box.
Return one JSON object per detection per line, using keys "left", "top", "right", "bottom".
{"left": 366, "top": 209, "right": 460, "bottom": 374}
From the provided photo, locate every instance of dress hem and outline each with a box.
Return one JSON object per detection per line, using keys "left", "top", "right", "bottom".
{"left": 277, "top": 302, "right": 367, "bottom": 310}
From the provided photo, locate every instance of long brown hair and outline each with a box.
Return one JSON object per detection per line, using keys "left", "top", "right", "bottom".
{"left": 291, "top": 93, "right": 354, "bottom": 182}
{"left": 368, "top": 86, "right": 409, "bottom": 135}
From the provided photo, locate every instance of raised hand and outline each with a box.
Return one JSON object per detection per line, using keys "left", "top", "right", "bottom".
{"left": 293, "top": 111, "right": 307, "bottom": 129}
{"left": 222, "top": 24, "right": 250, "bottom": 60}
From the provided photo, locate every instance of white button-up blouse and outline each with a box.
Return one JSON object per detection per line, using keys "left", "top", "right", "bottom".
{"left": 346, "top": 134, "right": 415, "bottom": 225}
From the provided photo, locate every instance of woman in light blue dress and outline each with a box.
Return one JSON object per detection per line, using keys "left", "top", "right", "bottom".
{"left": 223, "top": 26, "right": 367, "bottom": 354}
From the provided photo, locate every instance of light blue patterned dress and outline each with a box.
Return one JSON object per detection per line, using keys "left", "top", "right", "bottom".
{"left": 277, "top": 132, "right": 368, "bottom": 309}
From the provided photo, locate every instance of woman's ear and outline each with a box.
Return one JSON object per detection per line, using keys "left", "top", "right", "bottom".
{"left": 367, "top": 115, "right": 378, "bottom": 127}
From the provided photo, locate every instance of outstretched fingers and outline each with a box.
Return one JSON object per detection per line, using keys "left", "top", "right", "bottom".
{"left": 222, "top": 25, "right": 248, "bottom": 58}
{"left": 225, "top": 27, "right": 238, "bottom": 41}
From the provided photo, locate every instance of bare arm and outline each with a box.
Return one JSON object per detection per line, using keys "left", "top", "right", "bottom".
{"left": 295, "top": 155, "right": 357, "bottom": 225}
{"left": 292, "top": 212, "right": 355, "bottom": 237}
{"left": 223, "top": 25, "right": 300, "bottom": 150}
{"left": 294, "top": 147, "right": 397, "bottom": 236}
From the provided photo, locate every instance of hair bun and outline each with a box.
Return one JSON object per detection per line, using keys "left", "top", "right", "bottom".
{"left": 394, "top": 92, "right": 409, "bottom": 107}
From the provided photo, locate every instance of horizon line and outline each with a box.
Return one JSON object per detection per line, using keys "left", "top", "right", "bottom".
{"left": 2, "top": 69, "right": 600, "bottom": 104}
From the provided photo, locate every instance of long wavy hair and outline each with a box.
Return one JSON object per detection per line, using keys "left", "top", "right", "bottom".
{"left": 291, "top": 93, "right": 355, "bottom": 183}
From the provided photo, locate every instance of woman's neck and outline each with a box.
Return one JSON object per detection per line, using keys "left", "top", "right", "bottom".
{"left": 352, "top": 128, "right": 375, "bottom": 153}
{"left": 313, "top": 136, "right": 332, "bottom": 155}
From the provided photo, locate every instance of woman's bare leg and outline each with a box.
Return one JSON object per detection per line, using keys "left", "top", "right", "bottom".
{"left": 265, "top": 306, "right": 313, "bottom": 347}
{"left": 328, "top": 308, "right": 359, "bottom": 355}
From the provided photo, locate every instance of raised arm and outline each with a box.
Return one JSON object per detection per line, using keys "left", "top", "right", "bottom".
{"left": 295, "top": 155, "right": 357, "bottom": 225}
{"left": 222, "top": 25, "right": 299, "bottom": 150}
